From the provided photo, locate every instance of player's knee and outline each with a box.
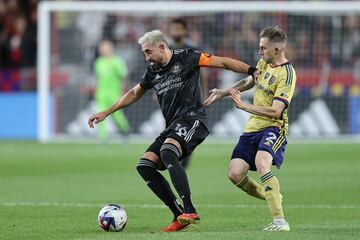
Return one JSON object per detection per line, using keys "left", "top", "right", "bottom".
{"left": 159, "top": 143, "right": 181, "bottom": 167}
{"left": 136, "top": 158, "right": 158, "bottom": 175}
{"left": 163, "top": 138, "right": 183, "bottom": 156}
{"left": 255, "top": 158, "right": 271, "bottom": 176}
{"left": 227, "top": 167, "right": 243, "bottom": 184}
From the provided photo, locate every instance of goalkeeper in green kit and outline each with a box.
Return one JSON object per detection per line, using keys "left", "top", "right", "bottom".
{"left": 94, "top": 40, "right": 130, "bottom": 140}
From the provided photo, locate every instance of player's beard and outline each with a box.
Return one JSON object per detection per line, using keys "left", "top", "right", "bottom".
{"left": 149, "top": 56, "right": 165, "bottom": 69}
{"left": 150, "top": 61, "right": 162, "bottom": 70}
{"left": 262, "top": 56, "right": 274, "bottom": 64}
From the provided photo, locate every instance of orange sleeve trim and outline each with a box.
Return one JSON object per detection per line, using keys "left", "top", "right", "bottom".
{"left": 198, "top": 53, "right": 213, "bottom": 67}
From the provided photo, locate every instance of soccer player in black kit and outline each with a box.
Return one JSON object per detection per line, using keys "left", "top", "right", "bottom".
{"left": 88, "top": 30, "right": 257, "bottom": 232}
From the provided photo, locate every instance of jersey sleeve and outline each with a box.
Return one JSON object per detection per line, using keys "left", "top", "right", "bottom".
{"left": 139, "top": 69, "right": 155, "bottom": 90}
{"left": 274, "top": 65, "right": 296, "bottom": 107}
{"left": 185, "top": 48, "right": 201, "bottom": 69}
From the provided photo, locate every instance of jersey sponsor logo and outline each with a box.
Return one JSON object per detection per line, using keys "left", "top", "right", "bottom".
{"left": 154, "top": 77, "right": 183, "bottom": 94}
{"left": 269, "top": 76, "right": 276, "bottom": 85}
{"left": 264, "top": 72, "right": 270, "bottom": 79}
{"left": 257, "top": 84, "right": 274, "bottom": 96}
{"left": 172, "top": 62, "right": 182, "bottom": 74}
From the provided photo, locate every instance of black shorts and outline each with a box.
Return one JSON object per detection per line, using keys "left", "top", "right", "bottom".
{"left": 146, "top": 117, "right": 209, "bottom": 162}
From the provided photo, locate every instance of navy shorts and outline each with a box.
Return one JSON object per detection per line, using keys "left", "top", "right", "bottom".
{"left": 231, "top": 127, "right": 287, "bottom": 171}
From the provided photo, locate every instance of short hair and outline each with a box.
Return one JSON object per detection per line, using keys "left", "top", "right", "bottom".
{"left": 260, "top": 26, "right": 287, "bottom": 44}
{"left": 170, "top": 18, "right": 187, "bottom": 30}
{"left": 138, "top": 29, "right": 168, "bottom": 45}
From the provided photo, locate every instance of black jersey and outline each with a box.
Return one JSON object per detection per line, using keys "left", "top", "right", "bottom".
{"left": 140, "top": 48, "right": 208, "bottom": 129}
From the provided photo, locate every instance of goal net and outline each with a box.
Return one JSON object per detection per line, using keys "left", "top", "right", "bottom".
{"left": 38, "top": 1, "right": 360, "bottom": 142}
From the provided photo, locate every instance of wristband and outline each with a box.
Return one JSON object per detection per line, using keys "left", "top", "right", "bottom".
{"left": 247, "top": 66, "right": 257, "bottom": 76}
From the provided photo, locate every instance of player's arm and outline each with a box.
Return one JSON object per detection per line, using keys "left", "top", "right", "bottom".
{"left": 198, "top": 53, "right": 257, "bottom": 78}
{"left": 200, "top": 68, "right": 209, "bottom": 99}
{"left": 203, "top": 76, "right": 255, "bottom": 107}
{"left": 88, "top": 83, "right": 146, "bottom": 128}
{"left": 229, "top": 88, "right": 285, "bottom": 119}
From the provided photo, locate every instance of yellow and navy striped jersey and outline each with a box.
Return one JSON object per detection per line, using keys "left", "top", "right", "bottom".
{"left": 244, "top": 58, "right": 296, "bottom": 134}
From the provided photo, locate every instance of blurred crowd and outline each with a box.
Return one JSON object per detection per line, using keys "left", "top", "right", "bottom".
{"left": 1, "top": 0, "right": 360, "bottom": 96}
{"left": 0, "top": 0, "right": 37, "bottom": 91}
{"left": 0, "top": 0, "right": 37, "bottom": 68}
{"left": 83, "top": 12, "right": 360, "bottom": 95}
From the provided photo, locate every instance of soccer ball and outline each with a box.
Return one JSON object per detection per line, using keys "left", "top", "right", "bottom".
{"left": 98, "top": 204, "right": 127, "bottom": 232}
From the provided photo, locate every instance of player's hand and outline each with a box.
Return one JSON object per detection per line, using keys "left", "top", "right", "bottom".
{"left": 253, "top": 70, "right": 260, "bottom": 83}
{"left": 203, "top": 88, "right": 226, "bottom": 107}
{"left": 229, "top": 88, "right": 243, "bottom": 109}
{"left": 88, "top": 111, "right": 108, "bottom": 128}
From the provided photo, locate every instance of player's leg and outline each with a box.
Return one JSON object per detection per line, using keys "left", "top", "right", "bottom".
{"left": 228, "top": 159, "right": 265, "bottom": 200}
{"left": 110, "top": 95, "right": 130, "bottom": 134}
{"left": 95, "top": 96, "right": 109, "bottom": 140}
{"left": 137, "top": 152, "right": 188, "bottom": 232}
{"left": 180, "top": 155, "right": 191, "bottom": 169}
{"left": 160, "top": 138, "right": 197, "bottom": 213}
{"left": 136, "top": 137, "right": 187, "bottom": 231}
{"left": 229, "top": 134, "right": 265, "bottom": 200}
{"left": 160, "top": 118, "right": 208, "bottom": 225}
{"left": 112, "top": 110, "right": 130, "bottom": 134}
{"left": 136, "top": 151, "right": 183, "bottom": 219}
{"left": 256, "top": 128, "right": 289, "bottom": 231}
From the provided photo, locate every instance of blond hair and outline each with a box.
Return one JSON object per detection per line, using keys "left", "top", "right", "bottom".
{"left": 138, "top": 29, "right": 168, "bottom": 45}
{"left": 260, "top": 26, "right": 287, "bottom": 45}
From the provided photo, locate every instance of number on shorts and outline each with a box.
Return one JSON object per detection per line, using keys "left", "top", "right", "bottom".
{"left": 265, "top": 132, "right": 277, "bottom": 145}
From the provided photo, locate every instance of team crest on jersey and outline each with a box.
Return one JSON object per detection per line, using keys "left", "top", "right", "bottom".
{"left": 280, "top": 92, "right": 288, "bottom": 98}
{"left": 172, "top": 62, "right": 181, "bottom": 74}
{"left": 269, "top": 76, "right": 276, "bottom": 85}
{"left": 264, "top": 72, "right": 270, "bottom": 79}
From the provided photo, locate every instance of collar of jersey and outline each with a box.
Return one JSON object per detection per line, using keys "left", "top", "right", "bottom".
{"left": 269, "top": 61, "right": 290, "bottom": 68}
{"left": 161, "top": 50, "right": 175, "bottom": 68}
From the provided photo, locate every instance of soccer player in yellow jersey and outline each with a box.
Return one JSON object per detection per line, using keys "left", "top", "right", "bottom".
{"left": 204, "top": 26, "right": 296, "bottom": 231}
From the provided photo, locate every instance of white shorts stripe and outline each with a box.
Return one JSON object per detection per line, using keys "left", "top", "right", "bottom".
{"left": 184, "top": 120, "right": 199, "bottom": 142}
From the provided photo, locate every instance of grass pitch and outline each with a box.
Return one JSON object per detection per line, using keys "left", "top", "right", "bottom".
{"left": 0, "top": 141, "right": 359, "bottom": 240}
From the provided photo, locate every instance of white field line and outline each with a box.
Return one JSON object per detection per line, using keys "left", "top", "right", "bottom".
{"left": 0, "top": 202, "right": 358, "bottom": 209}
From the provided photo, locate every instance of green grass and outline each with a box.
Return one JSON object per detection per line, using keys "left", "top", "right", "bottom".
{"left": 0, "top": 141, "right": 359, "bottom": 240}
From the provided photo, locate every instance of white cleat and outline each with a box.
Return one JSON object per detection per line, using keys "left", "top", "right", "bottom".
{"left": 263, "top": 221, "right": 290, "bottom": 231}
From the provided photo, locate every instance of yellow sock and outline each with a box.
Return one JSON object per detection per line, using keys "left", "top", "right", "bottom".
{"left": 237, "top": 176, "right": 266, "bottom": 200}
{"left": 260, "top": 171, "right": 284, "bottom": 219}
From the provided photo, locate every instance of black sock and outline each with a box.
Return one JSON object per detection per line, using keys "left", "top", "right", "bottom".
{"left": 136, "top": 158, "right": 183, "bottom": 218}
{"left": 181, "top": 155, "right": 191, "bottom": 169}
{"left": 160, "top": 143, "right": 196, "bottom": 213}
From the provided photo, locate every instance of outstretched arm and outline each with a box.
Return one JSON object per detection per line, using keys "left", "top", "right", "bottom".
{"left": 88, "top": 83, "right": 146, "bottom": 128}
{"left": 203, "top": 76, "right": 255, "bottom": 107}
{"left": 229, "top": 88, "right": 285, "bottom": 119}
{"left": 198, "top": 54, "right": 257, "bottom": 77}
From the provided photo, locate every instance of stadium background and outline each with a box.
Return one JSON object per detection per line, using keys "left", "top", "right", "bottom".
{"left": 1, "top": 0, "right": 360, "bottom": 139}
{"left": 0, "top": 1, "right": 359, "bottom": 240}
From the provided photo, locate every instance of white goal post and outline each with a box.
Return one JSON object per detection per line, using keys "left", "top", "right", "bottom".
{"left": 38, "top": 1, "right": 360, "bottom": 142}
